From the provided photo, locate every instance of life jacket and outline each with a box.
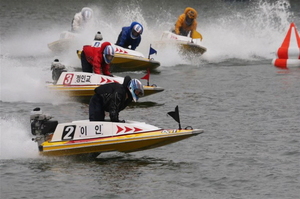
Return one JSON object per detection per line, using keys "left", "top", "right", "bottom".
{"left": 174, "top": 7, "right": 198, "bottom": 36}
{"left": 82, "top": 42, "right": 112, "bottom": 75}
{"left": 94, "top": 76, "right": 133, "bottom": 121}
{"left": 115, "top": 22, "right": 142, "bottom": 50}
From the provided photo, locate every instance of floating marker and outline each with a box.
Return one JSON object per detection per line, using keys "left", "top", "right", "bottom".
{"left": 272, "top": 23, "right": 300, "bottom": 69}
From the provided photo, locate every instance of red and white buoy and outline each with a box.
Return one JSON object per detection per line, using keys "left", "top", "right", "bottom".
{"left": 272, "top": 23, "right": 300, "bottom": 69}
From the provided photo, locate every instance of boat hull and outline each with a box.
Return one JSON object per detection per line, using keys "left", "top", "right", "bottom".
{"left": 77, "top": 50, "right": 160, "bottom": 71}
{"left": 48, "top": 39, "right": 73, "bottom": 53}
{"left": 180, "top": 43, "right": 207, "bottom": 55}
{"left": 153, "top": 31, "right": 207, "bottom": 56}
{"left": 48, "top": 31, "right": 79, "bottom": 53}
{"left": 39, "top": 129, "right": 203, "bottom": 156}
{"left": 48, "top": 85, "right": 164, "bottom": 97}
{"left": 47, "top": 72, "right": 164, "bottom": 97}
{"left": 111, "top": 54, "right": 160, "bottom": 71}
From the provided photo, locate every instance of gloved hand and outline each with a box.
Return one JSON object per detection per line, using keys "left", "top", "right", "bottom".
{"left": 117, "top": 120, "right": 125, "bottom": 123}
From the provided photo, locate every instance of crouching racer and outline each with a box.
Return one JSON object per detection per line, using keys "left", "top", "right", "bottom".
{"left": 81, "top": 42, "right": 115, "bottom": 76}
{"left": 71, "top": 7, "right": 93, "bottom": 33}
{"left": 115, "top": 21, "right": 143, "bottom": 50}
{"left": 174, "top": 7, "right": 198, "bottom": 37}
{"left": 89, "top": 76, "right": 144, "bottom": 122}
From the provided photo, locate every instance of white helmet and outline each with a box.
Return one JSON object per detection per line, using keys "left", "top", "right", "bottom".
{"left": 103, "top": 45, "right": 115, "bottom": 64}
{"left": 128, "top": 79, "right": 144, "bottom": 102}
{"left": 81, "top": 7, "right": 93, "bottom": 21}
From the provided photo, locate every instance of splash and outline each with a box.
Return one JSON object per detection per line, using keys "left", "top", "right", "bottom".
{"left": 0, "top": 0, "right": 297, "bottom": 69}
{"left": 0, "top": 56, "right": 70, "bottom": 104}
{"left": 200, "top": 0, "right": 294, "bottom": 63}
{"left": 105, "top": 4, "right": 190, "bottom": 66}
{"left": 96, "top": 0, "right": 296, "bottom": 65}
{"left": 0, "top": 116, "right": 38, "bottom": 159}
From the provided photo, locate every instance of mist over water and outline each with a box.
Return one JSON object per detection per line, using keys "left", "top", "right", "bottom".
{"left": 0, "top": 117, "right": 38, "bottom": 159}
{"left": 0, "top": 0, "right": 296, "bottom": 78}
{"left": 0, "top": 0, "right": 297, "bottom": 61}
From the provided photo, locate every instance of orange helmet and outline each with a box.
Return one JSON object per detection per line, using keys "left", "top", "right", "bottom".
{"left": 184, "top": 7, "right": 198, "bottom": 19}
{"left": 187, "top": 10, "right": 196, "bottom": 19}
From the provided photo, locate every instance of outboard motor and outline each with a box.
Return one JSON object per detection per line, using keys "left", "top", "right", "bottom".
{"left": 92, "top": 31, "right": 103, "bottom": 47}
{"left": 51, "top": 59, "right": 67, "bottom": 84}
{"left": 94, "top": 31, "right": 103, "bottom": 41}
{"left": 30, "top": 107, "right": 58, "bottom": 146}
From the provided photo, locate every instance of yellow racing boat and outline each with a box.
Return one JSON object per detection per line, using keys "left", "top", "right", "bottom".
{"left": 30, "top": 106, "right": 204, "bottom": 157}
{"left": 111, "top": 53, "right": 160, "bottom": 71}
{"left": 77, "top": 42, "right": 160, "bottom": 71}
{"left": 47, "top": 71, "right": 164, "bottom": 98}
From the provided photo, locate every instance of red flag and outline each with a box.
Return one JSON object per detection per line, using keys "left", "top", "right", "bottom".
{"left": 141, "top": 68, "right": 150, "bottom": 86}
{"left": 141, "top": 68, "right": 150, "bottom": 81}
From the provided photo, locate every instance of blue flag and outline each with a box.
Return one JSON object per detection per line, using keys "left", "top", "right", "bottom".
{"left": 149, "top": 46, "right": 157, "bottom": 55}
{"left": 148, "top": 45, "right": 157, "bottom": 59}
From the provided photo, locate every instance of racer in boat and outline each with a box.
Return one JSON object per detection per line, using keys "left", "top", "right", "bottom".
{"left": 71, "top": 7, "right": 93, "bottom": 32}
{"left": 115, "top": 22, "right": 143, "bottom": 50}
{"left": 89, "top": 76, "right": 144, "bottom": 122}
{"left": 173, "top": 7, "right": 198, "bottom": 37}
{"left": 81, "top": 42, "right": 114, "bottom": 76}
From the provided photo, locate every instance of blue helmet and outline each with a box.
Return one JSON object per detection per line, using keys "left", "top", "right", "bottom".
{"left": 130, "top": 24, "right": 143, "bottom": 39}
{"left": 103, "top": 45, "right": 115, "bottom": 64}
{"left": 128, "top": 79, "right": 144, "bottom": 102}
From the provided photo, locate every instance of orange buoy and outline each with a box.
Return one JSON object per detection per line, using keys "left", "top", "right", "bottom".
{"left": 272, "top": 23, "right": 300, "bottom": 69}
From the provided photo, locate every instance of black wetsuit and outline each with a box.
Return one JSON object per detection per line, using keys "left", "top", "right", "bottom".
{"left": 89, "top": 76, "right": 133, "bottom": 122}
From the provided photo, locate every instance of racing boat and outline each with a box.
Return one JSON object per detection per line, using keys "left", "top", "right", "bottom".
{"left": 153, "top": 31, "right": 207, "bottom": 56}
{"left": 77, "top": 40, "right": 160, "bottom": 71}
{"left": 48, "top": 31, "right": 79, "bottom": 53}
{"left": 49, "top": 30, "right": 160, "bottom": 71}
{"left": 30, "top": 106, "right": 204, "bottom": 157}
{"left": 47, "top": 65, "right": 164, "bottom": 98}
{"left": 111, "top": 46, "right": 160, "bottom": 71}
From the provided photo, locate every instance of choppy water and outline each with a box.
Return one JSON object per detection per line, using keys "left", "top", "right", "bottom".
{"left": 1, "top": 0, "right": 299, "bottom": 198}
